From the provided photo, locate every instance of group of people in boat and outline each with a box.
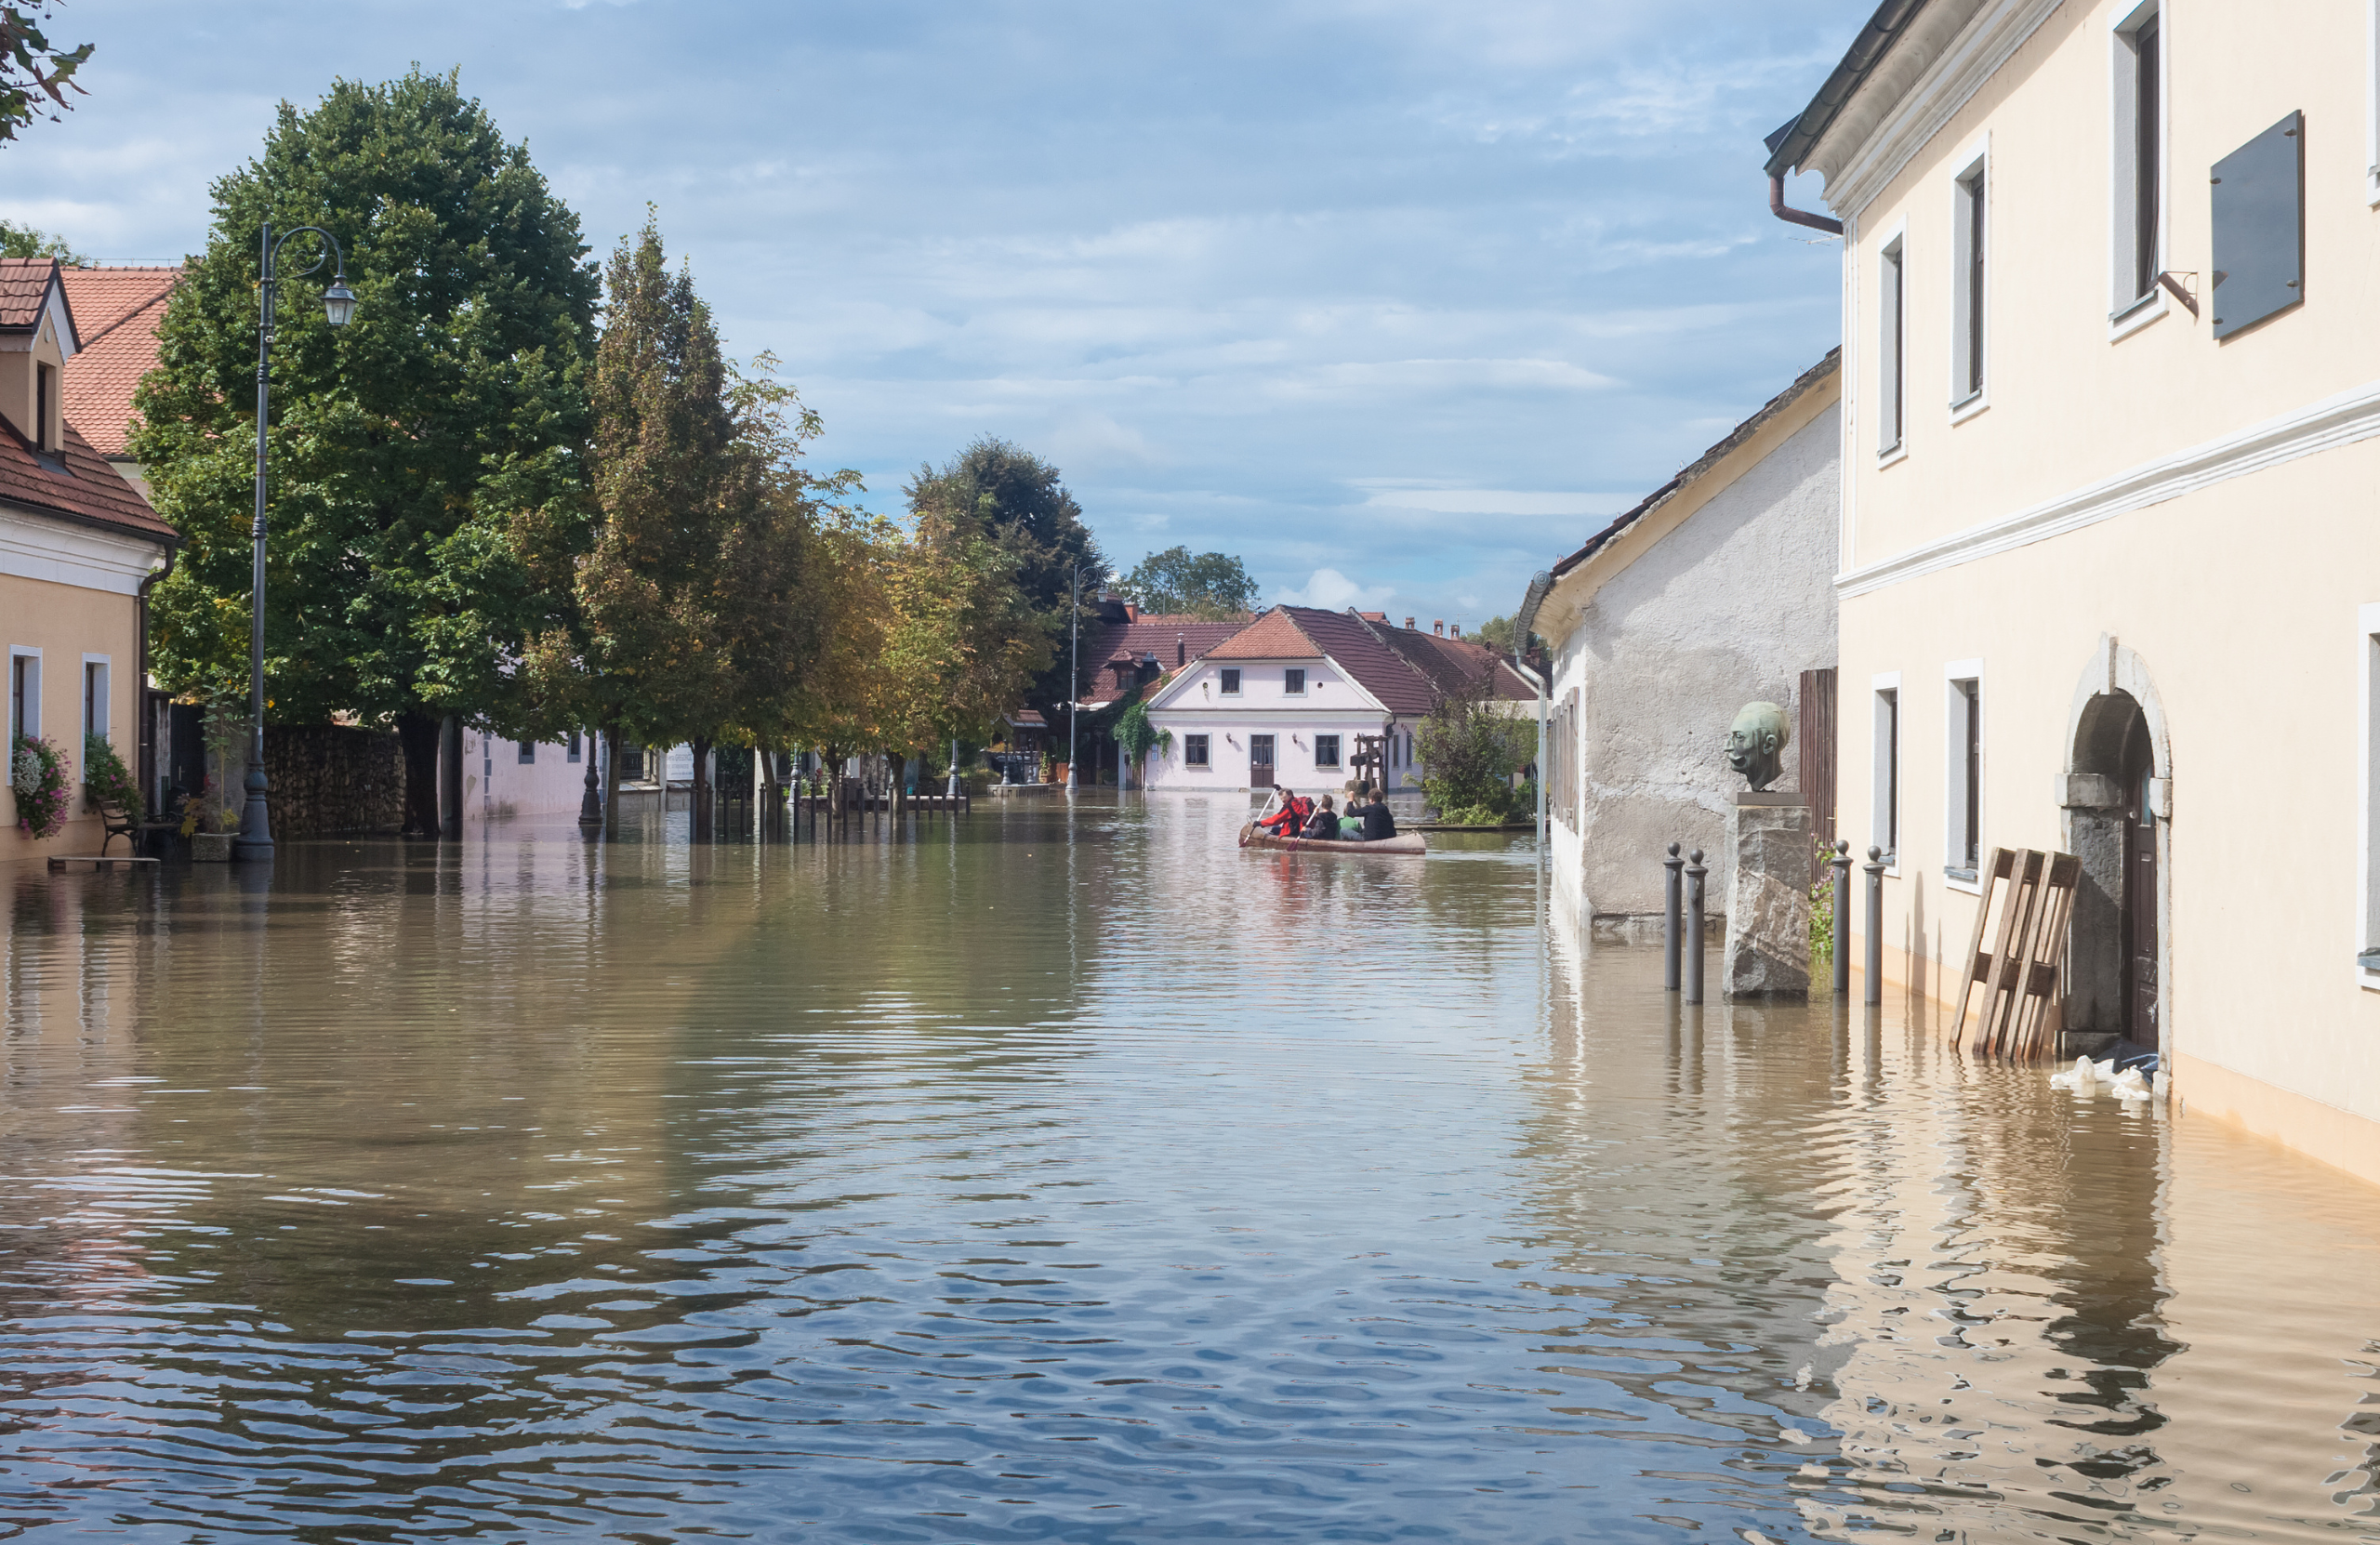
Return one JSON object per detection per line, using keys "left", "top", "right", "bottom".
{"left": 1257, "top": 785, "right": 1398, "bottom": 842}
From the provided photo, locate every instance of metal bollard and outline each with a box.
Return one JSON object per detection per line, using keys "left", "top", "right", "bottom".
{"left": 1863, "top": 845, "right": 1885, "bottom": 1007}
{"left": 1663, "top": 842, "right": 1684, "bottom": 992}
{"left": 1684, "top": 848, "right": 1707, "bottom": 1005}
{"left": 1831, "top": 839, "right": 1853, "bottom": 997}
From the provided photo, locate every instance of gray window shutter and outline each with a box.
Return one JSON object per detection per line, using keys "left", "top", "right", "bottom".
{"left": 2211, "top": 111, "right": 2304, "bottom": 340}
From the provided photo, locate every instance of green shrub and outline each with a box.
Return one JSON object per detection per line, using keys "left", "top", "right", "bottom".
{"left": 84, "top": 733, "right": 140, "bottom": 819}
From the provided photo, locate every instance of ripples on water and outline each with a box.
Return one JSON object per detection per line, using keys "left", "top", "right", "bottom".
{"left": 3, "top": 796, "right": 2380, "bottom": 1541}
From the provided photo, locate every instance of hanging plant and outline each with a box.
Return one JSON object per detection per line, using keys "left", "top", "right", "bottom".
{"left": 1113, "top": 693, "right": 1172, "bottom": 760}
{"left": 11, "top": 734, "right": 73, "bottom": 840}
{"left": 84, "top": 733, "right": 141, "bottom": 818}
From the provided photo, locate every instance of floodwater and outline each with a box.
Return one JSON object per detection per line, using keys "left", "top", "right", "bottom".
{"left": 3, "top": 798, "right": 2379, "bottom": 1543}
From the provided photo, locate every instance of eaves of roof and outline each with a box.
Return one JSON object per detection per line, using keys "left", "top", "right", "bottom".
{"left": 1548, "top": 348, "right": 1840, "bottom": 584}
{"left": 1762, "top": 0, "right": 1932, "bottom": 178}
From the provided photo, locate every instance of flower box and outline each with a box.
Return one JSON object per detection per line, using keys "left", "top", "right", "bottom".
{"left": 191, "top": 832, "right": 234, "bottom": 863}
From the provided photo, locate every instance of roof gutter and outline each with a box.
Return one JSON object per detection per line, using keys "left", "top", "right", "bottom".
{"left": 1762, "top": 0, "right": 1930, "bottom": 179}
{"left": 1512, "top": 569, "right": 1554, "bottom": 648}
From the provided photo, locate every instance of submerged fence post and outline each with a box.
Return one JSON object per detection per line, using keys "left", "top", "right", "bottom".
{"left": 1831, "top": 839, "right": 1853, "bottom": 997}
{"left": 1684, "top": 848, "right": 1707, "bottom": 1005}
{"left": 1863, "top": 845, "right": 1885, "bottom": 1007}
{"left": 1663, "top": 842, "right": 1684, "bottom": 992}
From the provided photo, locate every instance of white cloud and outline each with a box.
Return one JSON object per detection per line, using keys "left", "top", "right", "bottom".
{"left": 1276, "top": 568, "right": 1396, "bottom": 612}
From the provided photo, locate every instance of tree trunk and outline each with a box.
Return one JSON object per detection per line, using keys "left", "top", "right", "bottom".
{"left": 690, "top": 733, "right": 712, "bottom": 839}
{"left": 602, "top": 723, "right": 621, "bottom": 834}
{"left": 439, "top": 715, "right": 463, "bottom": 836}
{"left": 397, "top": 711, "right": 442, "bottom": 838}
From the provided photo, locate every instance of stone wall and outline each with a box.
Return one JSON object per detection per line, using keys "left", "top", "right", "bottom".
{"left": 263, "top": 725, "right": 405, "bottom": 838}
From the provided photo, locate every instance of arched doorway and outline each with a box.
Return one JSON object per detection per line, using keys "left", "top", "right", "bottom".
{"left": 2065, "top": 664, "right": 2167, "bottom": 1051}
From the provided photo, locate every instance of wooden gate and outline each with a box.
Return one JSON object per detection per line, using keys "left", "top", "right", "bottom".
{"left": 1799, "top": 667, "right": 1837, "bottom": 884}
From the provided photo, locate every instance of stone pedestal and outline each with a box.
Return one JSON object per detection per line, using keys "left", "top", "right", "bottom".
{"left": 1725, "top": 793, "right": 1811, "bottom": 1000}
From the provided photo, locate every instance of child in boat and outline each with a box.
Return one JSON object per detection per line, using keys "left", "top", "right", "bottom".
{"left": 1306, "top": 794, "right": 1341, "bottom": 839}
{"left": 1356, "top": 787, "right": 1396, "bottom": 841}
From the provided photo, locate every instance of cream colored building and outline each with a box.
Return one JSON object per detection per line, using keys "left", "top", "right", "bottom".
{"left": 1767, "top": 0, "right": 2380, "bottom": 1181}
{"left": 2, "top": 258, "right": 176, "bottom": 861}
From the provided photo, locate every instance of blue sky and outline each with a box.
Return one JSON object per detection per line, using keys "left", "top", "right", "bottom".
{"left": 5, "top": 0, "right": 1862, "bottom": 629}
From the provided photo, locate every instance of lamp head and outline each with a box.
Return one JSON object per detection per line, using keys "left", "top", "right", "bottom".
{"left": 322, "top": 278, "right": 356, "bottom": 327}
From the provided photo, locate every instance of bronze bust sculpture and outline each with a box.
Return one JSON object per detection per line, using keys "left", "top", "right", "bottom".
{"left": 1726, "top": 702, "right": 1791, "bottom": 792}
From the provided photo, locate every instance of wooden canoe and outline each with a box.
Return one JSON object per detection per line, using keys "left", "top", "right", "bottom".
{"left": 1237, "top": 822, "right": 1427, "bottom": 855}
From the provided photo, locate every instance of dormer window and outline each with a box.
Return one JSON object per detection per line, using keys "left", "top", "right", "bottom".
{"left": 34, "top": 362, "right": 55, "bottom": 452}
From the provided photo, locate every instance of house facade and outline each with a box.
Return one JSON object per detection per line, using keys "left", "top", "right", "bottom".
{"left": 1768, "top": 0, "right": 2380, "bottom": 1180}
{"left": 1527, "top": 351, "right": 1842, "bottom": 940}
{"left": 1141, "top": 604, "right": 1531, "bottom": 799}
{"left": 2, "top": 258, "right": 177, "bottom": 861}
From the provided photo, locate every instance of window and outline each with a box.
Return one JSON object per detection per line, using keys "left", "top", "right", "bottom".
{"left": 567, "top": 730, "right": 582, "bottom": 763}
{"left": 1184, "top": 733, "right": 1210, "bottom": 768}
{"left": 82, "top": 659, "right": 108, "bottom": 746}
{"left": 2210, "top": 111, "right": 2305, "bottom": 339}
{"left": 9, "top": 651, "right": 39, "bottom": 741}
{"left": 1315, "top": 733, "right": 1341, "bottom": 768}
{"left": 1879, "top": 233, "right": 1906, "bottom": 456}
{"left": 1951, "top": 153, "right": 1987, "bottom": 407}
{"left": 1284, "top": 668, "right": 1305, "bottom": 695}
{"left": 1871, "top": 676, "right": 1900, "bottom": 863}
{"left": 2112, "top": 4, "right": 2163, "bottom": 314}
{"left": 1946, "top": 667, "right": 1983, "bottom": 880}
{"left": 34, "top": 363, "right": 56, "bottom": 452}
{"left": 1220, "top": 668, "right": 1241, "bottom": 695}
{"left": 519, "top": 740, "right": 536, "bottom": 764}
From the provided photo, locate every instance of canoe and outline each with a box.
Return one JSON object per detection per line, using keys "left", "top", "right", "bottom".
{"left": 1237, "top": 822, "right": 1427, "bottom": 855}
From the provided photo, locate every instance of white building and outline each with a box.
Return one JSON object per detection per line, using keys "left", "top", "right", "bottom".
{"left": 1141, "top": 604, "right": 1532, "bottom": 799}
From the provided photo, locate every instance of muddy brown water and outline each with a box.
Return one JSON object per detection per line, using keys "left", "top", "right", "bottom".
{"left": 3, "top": 796, "right": 2378, "bottom": 1541}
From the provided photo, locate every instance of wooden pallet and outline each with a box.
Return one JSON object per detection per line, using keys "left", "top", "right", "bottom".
{"left": 1949, "top": 846, "right": 2081, "bottom": 1061}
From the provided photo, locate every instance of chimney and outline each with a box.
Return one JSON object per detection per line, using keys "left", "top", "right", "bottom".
{"left": 1405, "top": 616, "right": 1416, "bottom": 630}
{"left": 1433, "top": 620, "right": 1443, "bottom": 637}
{"left": 1175, "top": 634, "right": 1185, "bottom": 667}
{"left": 1124, "top": 601, "right": 1139, "bottom": 622}
{"left": 1450, "top": 623, "right": 1461, "bottom": 639}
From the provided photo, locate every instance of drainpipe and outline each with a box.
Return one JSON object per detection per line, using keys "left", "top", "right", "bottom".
{"left": 1769, "top": 173, "right": 1844, "bottom": 236}
{"left": 1511, "top": 655, "right": 1548, "bottom": 846}
{"left": 137, "top": 545, "right": 176, "bottom": 813}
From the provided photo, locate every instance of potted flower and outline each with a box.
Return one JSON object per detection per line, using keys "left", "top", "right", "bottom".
{"left": 180, "top": 773, "right": 240, "bottom": 862}
{"left": 10, "top": 733, "right": 72, "bottom": 842}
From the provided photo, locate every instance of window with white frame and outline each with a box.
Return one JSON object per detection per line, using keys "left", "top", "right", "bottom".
{"left": 519, "top": 740, "right": 536, "bottom": 764}
{"left": 1946, "top": 667, "right": 1983, "bottom": 878}
{"left": 1315, "top": 733, "right": 1341, "bottom": 768}
{"left": 567, "top": 730, "right": 583, "bottom": 763}
{"left": 1871, "top": 676, "right": 1900, "bottom": 863}
{"left": 1284, "top": 668, "right": 1306, "bottom": 695}
{"left": 1879, "top": 233, "right": 1906, "bottom": 455}
{"left": 9, "top": 650, "right": 39, "bottom": 742}
{"left": 1951, "top": 152, "right": 1987, "bottom": 407}
{"left": 1184, "top": 733, "right": 1210, "bottom": 768}
{"left": 2112, "top": 2, "right": 2164, "bottom": 314}
{"left": 82, "top": 659, "right": 109, "bottom": 747}
{"left": 1220, "top": 668, "right": 1241, "bottom": 695}
{"left": 2362, "top": 607, "right": 2380, "bottom": 972}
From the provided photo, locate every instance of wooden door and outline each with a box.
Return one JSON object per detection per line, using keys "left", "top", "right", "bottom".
{"left": 1250, "top": 734, "right": 1276, "bottom": 788}
{"left": 2122, "top": 731, "right": 2159, "bottom": 1048}
{"left": 1798, "top": 667, "right": 1837, "bottom": 884}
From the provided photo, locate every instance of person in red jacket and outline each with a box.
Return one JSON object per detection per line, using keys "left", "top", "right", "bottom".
{"left": 1258, "top": 789, "right": 1310, "bottom": 838}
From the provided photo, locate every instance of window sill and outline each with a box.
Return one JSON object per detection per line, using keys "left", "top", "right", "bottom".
{"left": 2109, "top": 289, "right": 2167, "bottom": 341}
{"left": 1943, "top": 866, "right": 1982, "bottom": 895}
{"left": 1949, "top": 390, "right": 1989, "bottom": 426}
{"left": 1877, "top": 441, "right": 1909, "bottom": 470}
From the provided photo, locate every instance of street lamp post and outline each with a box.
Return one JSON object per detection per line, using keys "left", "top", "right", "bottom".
{"left": 233, "top": 221, "right": 356, "bottom": 862}
{"left": 1065, "top": 561, "right": 1079, "bottom": 794}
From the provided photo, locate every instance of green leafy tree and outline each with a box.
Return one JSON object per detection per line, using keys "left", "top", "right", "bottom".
{"left": 1116, "top": 545, "right": 1258, "bottom": 619}
{"left": 131, "top": 68, "right": 599, "bottom": 835}
{"left": 1473, "top": 614, "right": 1543, "bottom": 660}
{"left": 0, "top": 218, "right": 86, "bottom": 263}
{"left": 905, "top": 437, "right": 1104, "bottom": 723}
{"left": 1, "top": 3, "right": 89, "bottom": 145}
{"left": 1414, "top": 669, "right": 1536, "bottom": 824}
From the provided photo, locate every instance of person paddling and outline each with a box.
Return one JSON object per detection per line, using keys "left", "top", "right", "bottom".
{"left": 1355, "top": 786, "right": 1397, "bottom": 842}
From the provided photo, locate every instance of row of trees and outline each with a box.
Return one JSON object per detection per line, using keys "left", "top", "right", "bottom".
{"left": 126, "top": 70, "right": 1127, "bottom": 831}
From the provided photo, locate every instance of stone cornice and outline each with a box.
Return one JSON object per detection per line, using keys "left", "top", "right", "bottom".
{"left": 1836, "top": 376, "right": 2380, "bottom": 598}
{"left": 0, "top": 501, "right": 165, "bottom": 596}
{"left": 1815, "top": 0, "right": 2064, "bottom": 220}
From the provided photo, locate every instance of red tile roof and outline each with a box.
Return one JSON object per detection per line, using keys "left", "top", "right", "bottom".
{"left": 58, "top": 266, "right": 178, "bottom": 456}
{"left": 0, "top": 413, "right": 177, "bottom": 543}
{"left": 1190, "top": 604, "right": 1534, "bottom": 715}
{"left": 0, "top": 257, "right": 64, "bottom": 333}
{"left": 1078, "top": 612, "right": 1251, "bottom": 706}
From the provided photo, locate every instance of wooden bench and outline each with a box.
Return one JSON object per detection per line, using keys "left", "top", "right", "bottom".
{"left": 95, "top": 799, "right": 139, "bottom": 857}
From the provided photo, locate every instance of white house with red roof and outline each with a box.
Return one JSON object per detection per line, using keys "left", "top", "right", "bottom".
{"left": 2, "top": 257, "right": 178, "bottom": 860}
{"left": 1139, "top": 604, "right": 1531, "bottom": 799}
